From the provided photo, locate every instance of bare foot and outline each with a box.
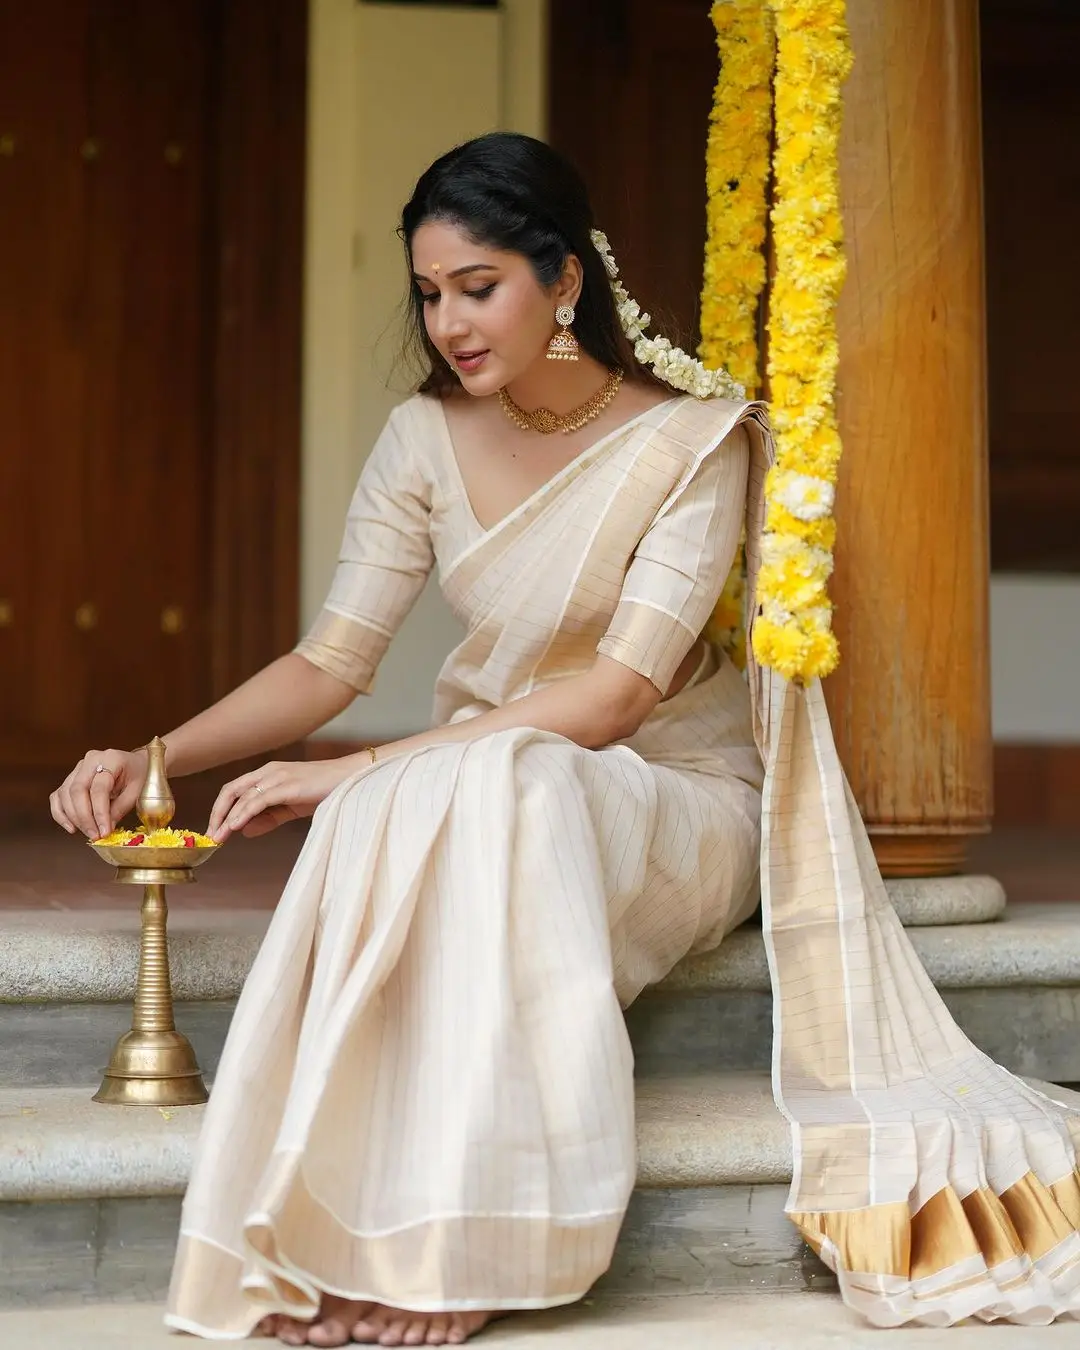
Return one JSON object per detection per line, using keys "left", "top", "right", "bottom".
{"left": 253, "top": 1313, "right": 314, "bottom": 1344}
{"left": 254, "top": 1301, "right": 376, "bottom": 1346}
{"left": 351, "top": 1305, "right": 505, "bottom": 1346}
{"left": 307, "top": 1297, "right": 379, "bottom": 1347}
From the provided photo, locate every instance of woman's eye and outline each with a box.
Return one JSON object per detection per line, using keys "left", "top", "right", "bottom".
{"left": 419, "top": 291, "right": 439, "bottom": 305}
{"left": 465, "top": 283, "right": 496, "bottom": 301}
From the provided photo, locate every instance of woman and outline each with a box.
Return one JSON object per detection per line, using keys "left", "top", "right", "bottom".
{"left": 52, "top": 132, "right": 765, "bottom": 1344}
{"left": 52, "top": 132, "right": 1080, "bottom": 1340}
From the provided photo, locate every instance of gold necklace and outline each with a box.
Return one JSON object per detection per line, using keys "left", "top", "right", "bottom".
{"left": 498, "top": 369, "right": 624, "bottom": 435}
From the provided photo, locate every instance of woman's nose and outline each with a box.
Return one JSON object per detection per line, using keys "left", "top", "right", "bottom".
{"left": 433, "top": 300, "right": 469, "bottom": 343}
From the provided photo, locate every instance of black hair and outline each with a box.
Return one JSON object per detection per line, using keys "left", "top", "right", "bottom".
{"left": 398, "top": 132, "right": 660, "bottom": 396}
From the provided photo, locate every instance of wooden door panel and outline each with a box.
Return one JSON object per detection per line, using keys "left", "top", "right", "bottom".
{"left": 981, "top": 5, "right": 1080, "bottom": 570}
{"left": 0, "top": 0, "right": 304, "bottom": 818}
{"left": 0, "top": 1, "right": 93, "bottom": 759}
{"left": 548, "top": 0, "right": 717, "bottom": 350}
{"left": 81, "top": 0, "right": 215, "bottom": 746}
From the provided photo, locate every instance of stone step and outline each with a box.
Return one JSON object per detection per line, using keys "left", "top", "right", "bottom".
{"left": 0, "top": 1070, "right": 828, "bottom": 1309}
{"left": 6, "top": 1070, "right": 1078, "bottom": 1312}
{"left": 630, "top": 902, "right": 1080, "bottom": 1082}
{"left": 0, "top": 877, "right": 1008, "bottom": 1004}
{"left": 0, "top": 1072, "right": 790, "bottom": 1204}
{"left": 3, "top": 901, "right": 1079, "bottom": 1086}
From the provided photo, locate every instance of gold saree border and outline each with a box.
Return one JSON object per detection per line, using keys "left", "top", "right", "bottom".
{"left": 791, "top": 1169, "right": 1080, "bottom": 1285}
{"left": 295, "top": 609, "right": 381, "bottom": 693}
{"left": 168, "top": 1155, "right": 623, "bottom": 1333}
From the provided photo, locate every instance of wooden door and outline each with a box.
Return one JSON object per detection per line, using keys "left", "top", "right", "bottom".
{"left": 548, "top": 0, "right": 718, "bottom": 350}
{"left": 81, "top": 1, "right": 217, "bottom": 750}
{"left": 0, "top": 2, "right": 97, "bottom": 772}
{"left": 0, "top": 0, "right": 305, "bottom": 815}
{"left": 981, "top": 0, "right": 1080, "bottom": 571}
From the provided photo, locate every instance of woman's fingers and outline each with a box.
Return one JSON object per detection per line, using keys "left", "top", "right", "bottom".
{"left": 60, "top": 760, "right": 102, "bottom": 839}
{"left": 49, "top": 787, "right": 77, "bottom": 834}
{"left": 207, "top": 776, "right": 254, "bottom": 838}
{"left": 208, "top": 767, "right": 275, "bottom": 840}
{"left": 113, "top": 781, "right": 141, "bottom": 826}
{"left": 241, "top": 803, "right": 296, "bottom": 838}
{"left": 55, "top": 771, "right": 87, "bottom": 838}
{"left": 214, "top": 762, "right": 310, "bottom": 842}
{"left": 207, "top": 784, "right": 244, "bottom": 840}
{"left": 89, "top": 767, "right": 118, "bottom": 840}
{"left": 213, "top": 783, "right": 273, "bottom": 843}
{"left": 51, "top": 749, "right": 144, "bottom": 839}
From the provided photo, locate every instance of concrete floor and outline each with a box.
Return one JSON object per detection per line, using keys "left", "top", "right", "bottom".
{"left": 2, "top": 1296, "right": 1079, "bottom": 1350}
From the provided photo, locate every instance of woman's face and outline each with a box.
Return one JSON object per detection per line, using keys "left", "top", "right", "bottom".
{"left": 410, "top": 219, "right": 579, "bottom": 396}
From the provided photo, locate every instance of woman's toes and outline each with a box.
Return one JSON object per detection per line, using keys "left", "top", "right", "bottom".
{"left": 352, "top": 1308, "right": 390, "bottom": 1344}
{"left": 378, "top": 1316, "right": 411, "bottom": 1346}
{"left": 306, "top": 1297, "right": 372, "bottom": 1347}
{"left": 402, "top": 1318, "right": 430, "bottom": 1346}
{"left": 448, "top": 1313, "right": 490, "bottom": 1345}
{"left": 428, "top": 1318, "right": 454, "bottom": 1343}
{"left": 307, "top": 1317, "right": 351, "bottom": 1348}
{"left": 276, "top": 1317, "right": 310, "bottom": 1346}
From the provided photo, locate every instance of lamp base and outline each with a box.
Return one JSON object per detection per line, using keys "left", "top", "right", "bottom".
{"left": 93, "top": 1029, "right": 209, "bottom": 1106}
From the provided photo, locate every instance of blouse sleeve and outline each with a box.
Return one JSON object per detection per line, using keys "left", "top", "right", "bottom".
{"left": 596, "top": 421, "right": 749, "bottom": 693}
{"left": 294, "top": 408, "right": 435, "bottom": 694}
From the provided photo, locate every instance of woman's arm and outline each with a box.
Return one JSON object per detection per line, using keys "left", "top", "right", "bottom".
{"left": 160, "top": 653, "right": 357, "bottom": 777}
{"left": 380, "top": 654, "right": 662, "bottom": 760}
{"left": 207, "top": 654, "right": 665, "bottom": 843}
{"left": 51, "top": 653, "right": 357, "bottom": 839}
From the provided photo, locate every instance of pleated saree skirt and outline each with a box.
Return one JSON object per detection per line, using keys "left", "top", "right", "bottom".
{"left": 166, "top": 657, "right": 763, "bottom": 1338}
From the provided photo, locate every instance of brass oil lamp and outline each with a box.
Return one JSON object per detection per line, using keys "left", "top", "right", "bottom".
{"left": 89, "top": 736, "right": 214, "bottom": 1105}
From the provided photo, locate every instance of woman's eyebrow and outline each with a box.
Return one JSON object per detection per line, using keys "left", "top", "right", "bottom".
{"left": 412, "top": 263, "right": 499, "bottom": 282}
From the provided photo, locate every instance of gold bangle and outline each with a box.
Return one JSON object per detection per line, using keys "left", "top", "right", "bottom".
{"left": 362, "top": 745, "right": 377, "bottom": 766}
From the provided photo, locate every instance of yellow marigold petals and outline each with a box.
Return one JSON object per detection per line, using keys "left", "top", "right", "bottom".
{"left": 700, "top": 2, "right": 776, "bottom": 661}
{"left": 94, "top": 827, "right": 217, "bottom": 848}
{"left": 750, "top": 0, "right": 850, "bottom": 682}
{"left": 700, "top": 1, "right": 850, "bottom": 682}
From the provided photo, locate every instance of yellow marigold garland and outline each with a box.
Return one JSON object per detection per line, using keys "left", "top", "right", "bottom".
{"left": 699, "top": 0, "right": 775, "bottom": 388}
{"left": 699, "top": 0, "right": 775, "bottom": 669}
{"left": 754, "top": 0, "right": 852, "bottom": 681}
{"left": 700, "top": 0, "right": 851, "bottom": 683}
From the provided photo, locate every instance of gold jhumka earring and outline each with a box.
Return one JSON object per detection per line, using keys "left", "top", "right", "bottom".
{"left": 547, "top": 304, "right": 580, "bottom": 361}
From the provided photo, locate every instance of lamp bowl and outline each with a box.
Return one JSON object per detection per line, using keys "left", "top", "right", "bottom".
{"left": 90, "top": 843, "right": 218, "bottom": 871}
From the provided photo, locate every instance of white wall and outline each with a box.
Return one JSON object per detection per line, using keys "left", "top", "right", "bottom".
{"left": 302, "top": 0, "right": 547, "bottom": 740}
{"left": 990, "top": 575, "right": 1080, "bottom": 743}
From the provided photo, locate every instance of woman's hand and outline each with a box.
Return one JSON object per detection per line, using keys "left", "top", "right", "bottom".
{"left": 50, "top": 748, "right": 148, "bottom": 840}
{"left": 208, "top": 758, "right": 361, "bottom": 843}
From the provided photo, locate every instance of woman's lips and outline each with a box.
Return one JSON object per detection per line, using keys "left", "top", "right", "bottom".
{"left": 452, "top": 349, "right": 489, "bottom": 373}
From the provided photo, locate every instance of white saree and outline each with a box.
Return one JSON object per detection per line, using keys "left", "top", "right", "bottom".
{"left": 166, "top": 392, "right": 1080, "bottom": 1338}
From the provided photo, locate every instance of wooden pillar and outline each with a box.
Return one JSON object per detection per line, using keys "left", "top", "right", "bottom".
{"left": 824, "top": 0, "right": 993, "bottom": 877}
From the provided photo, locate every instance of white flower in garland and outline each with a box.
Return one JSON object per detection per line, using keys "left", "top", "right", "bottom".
{"left": 771, "top": 471, "right": 836, "bottom": 522}
{"left": 591, "top": 229, "right": 745, "bottom": 402}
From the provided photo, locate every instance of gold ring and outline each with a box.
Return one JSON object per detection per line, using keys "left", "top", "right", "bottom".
{"left": 94, "top": 764, "right": 111, "bottom": 775}
{"left": 254, "top": 784, "right": 264, "bottom": 794}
